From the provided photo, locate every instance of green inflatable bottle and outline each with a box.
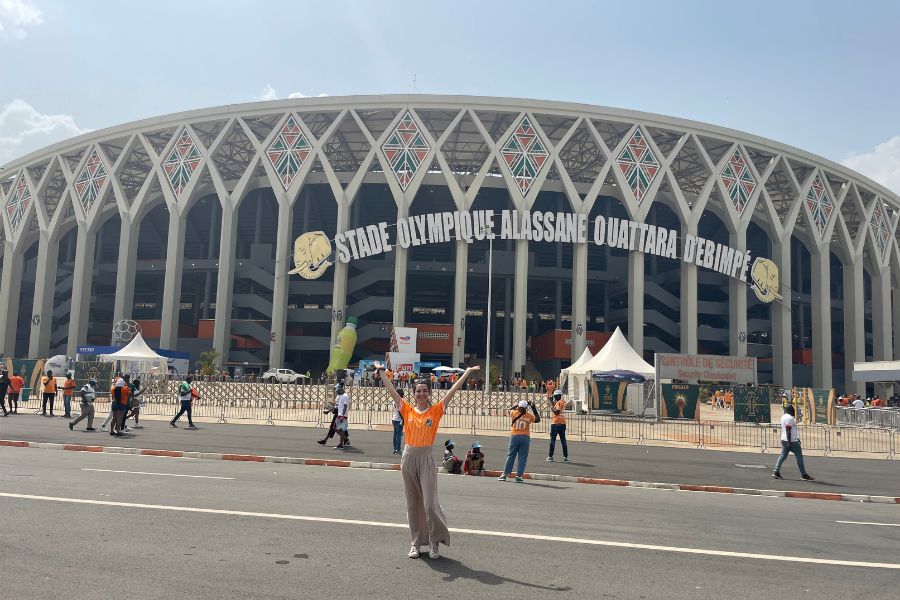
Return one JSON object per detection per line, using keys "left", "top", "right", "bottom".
{"left": 326, "top": 316, "right": 358, "bottom": 374}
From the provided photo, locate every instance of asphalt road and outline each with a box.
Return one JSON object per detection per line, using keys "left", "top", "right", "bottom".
{"left": 2, "top": 413, "right": 899, "bottom": 497}
{"left": 1, "top": 446, "right": 899, "bottom": 600}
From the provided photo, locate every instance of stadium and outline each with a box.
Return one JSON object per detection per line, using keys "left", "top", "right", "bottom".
{"left": 1, "top": 95, "right": 897, "bottom": 394}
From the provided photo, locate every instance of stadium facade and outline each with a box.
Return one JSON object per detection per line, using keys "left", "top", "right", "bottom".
{"left": 1, "top": 95, "right": 898, "bottom": 393}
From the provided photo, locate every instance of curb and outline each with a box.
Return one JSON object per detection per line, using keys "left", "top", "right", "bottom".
{"left": 2, "top": 439, "right": 898, "bottom": 505}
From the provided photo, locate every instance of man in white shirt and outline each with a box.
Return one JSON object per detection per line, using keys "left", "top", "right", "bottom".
{"left": 851, "top": 397, "right": 865, "bottom": 409}
{"left": 772, "top": 405, "right": 814, "bottom": 481}
{"left": 333, "top": 384, "right": 350, "bottom": 449}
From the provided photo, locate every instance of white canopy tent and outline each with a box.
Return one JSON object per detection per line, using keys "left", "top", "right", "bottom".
{"left": 852, "top": 360, "right": 900, "bottom": 383}
{"left": 575, "top": 327, "right": 655, "bottom": 413}
{"left": 98, "top": 333, "right": 168, "bottom": 374}
{"left": 559, "top": 347, "right": 593, "bottom": 410}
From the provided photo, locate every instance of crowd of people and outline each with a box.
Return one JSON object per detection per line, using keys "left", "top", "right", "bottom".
{"left": 835, "top": 393, "right": 899, "bottom": 408}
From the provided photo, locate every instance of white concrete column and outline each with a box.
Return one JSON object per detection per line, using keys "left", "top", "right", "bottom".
{"left": 0, "top": 242, "right": 24, "bottom": 356}
{"left": 511, "top": 238, "right": 528, "bottom": 376}
{"left": 28, "top": 230, "right": 59, "bottom": 357}
{"left": 627, "top": 251, "right": 644, "bottom": 357}
{"left": 729, "top": 229, "right": 748, "bottom": 357}
{"left": 893, "top": 287, "right": 900, "bottom": 361}
{"left": 451, "top": 240, "right": 468, "bottom": 368}
{"left": 330, "top": 202, "right": 350, "bottom": 344}
{"left": 112, "top": 215, "right": 138, "bottom": 324}
{"left": 159, "top": 211, "right": 187, "bottom": 349}
{"left": 809, "top": 249, "right": 832, "bottom": 389}
{"left": 771, "top": 237, "right": 792, "bottom": 390}
{"left": 571, "top": 239, "right": 588, "bottom": 361}
{"left": 872, "top": 266, "right": 892, "bottom": 398}
{"left": 269, "top": 198, "right": 292, "bottom": 369}
{"left": 212, "top": 204, "right": 237, "bottom": 365}
{"left": 66, "top": 223, "right": 97, "bottom": 356}
{"left": 842, "top": 254, "right": 865, "bottom": 396}
{"left": 392, "top": 203, "right": 410, "bottom": 327}
{"left": 680, "top": 236, "right": 698, "bottom": 354}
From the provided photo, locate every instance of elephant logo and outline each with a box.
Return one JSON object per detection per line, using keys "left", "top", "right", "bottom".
{"left": 749, "top": 257, "right": 782, "bottom": 304}
{"left": 289, "top": 231, "right": 333, "bottom": 280}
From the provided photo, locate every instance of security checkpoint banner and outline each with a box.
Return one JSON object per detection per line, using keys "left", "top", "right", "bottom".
{"left": 659, "top": 383, "right": 700, "bottom": 420}
{"left": 732, "top": 385, "right": 771, "bottom": 423}
{"left": 588, "top": 379, "right": 627, "bottom": 412}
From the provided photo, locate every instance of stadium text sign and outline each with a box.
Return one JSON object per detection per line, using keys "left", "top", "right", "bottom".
{"left": 656, "top": 353, "right": 757, "bottom": 383}
{"left": 293, "top": 209, "right": 782, "bottom": 303}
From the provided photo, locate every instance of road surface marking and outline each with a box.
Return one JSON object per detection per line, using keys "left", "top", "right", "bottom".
{"left": 1, "top": 491, "right": 898, "bottom": 570}
{"left": 836, "top": 520, "right": 900, "bottom": 528}
{"left": 81, "top": 469, "right": 234, "bottom": 480}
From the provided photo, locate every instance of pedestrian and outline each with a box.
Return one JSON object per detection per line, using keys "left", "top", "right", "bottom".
{"left": 332, "top": 383, "right": 350, "bottom": 449}
{"left": 772, "top": 405, "right": 814, "bottom": 481}
{"left": 377, "top": 362, "right": 479, "bottom": 560}
{"left": 61, "top": 373, "right": 76, "bottom": 419}
{"left": 69, "top": 379, "right": 97, "bottom": 431}
{"left": 126, "top": 378, "right": 144, "bottom": 428}
{"left": 463, "top": 442, "right": 485, "bottom": 475}
{"left": 108, "top": 373, "right": 131, "bottom": 436}
{"left": 0, "top": 370, "right": 9, "bottom": 417}
{"left": 41, "top": 370, "right": 57, "bottom": 416}
{"left": 499, "top": 399, "right": 541, "bottom": 483}
{"left": 170, "top": 375, "right": 198, "bottom": 428}
{"left": 546, "top": 389, "right": 569, "bottom": 463}
{"left": 391, "top": 389, "right": 405, "bottom": 455}
{"left": 7, "top": 371, "right": 24, "bottom": 413}
{"left": 102, "top": 373, "right": 124, "bottom": 431}
{"left": 317, "top": 384, "right": 351, "bottom": 446}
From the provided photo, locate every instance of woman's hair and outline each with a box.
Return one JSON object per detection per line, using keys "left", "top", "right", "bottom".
{"left": 414, "top": 379, "right": 431, "bottom": 392}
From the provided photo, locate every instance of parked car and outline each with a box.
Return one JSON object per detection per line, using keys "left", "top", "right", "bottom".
{"left": 261, "top": 368, "right": 308, "bottom": 384}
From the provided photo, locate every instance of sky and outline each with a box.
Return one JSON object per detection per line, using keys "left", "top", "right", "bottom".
{"left": 1, "top": 0, "right": 899, "bottom": 193}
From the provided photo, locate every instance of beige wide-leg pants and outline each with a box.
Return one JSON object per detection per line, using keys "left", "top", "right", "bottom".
{"left": 401, "top": 445, "right": 450, "bottom": 547}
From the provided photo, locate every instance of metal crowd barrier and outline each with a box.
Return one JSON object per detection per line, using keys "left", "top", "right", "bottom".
{"left": 14, "top": 375, "right": 896, "bottom": 459}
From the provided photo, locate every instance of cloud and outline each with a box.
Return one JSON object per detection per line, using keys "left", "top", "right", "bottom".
{"left": 0, "top": 99, "right": 90, "bottom": 165}
{"left": 258, "top": 84, "right": 328, "bottom": 101}
{"left": 842, "top": 136, "right": 900, "bottom": 196}
{"left": 0, "top": 0, "right": 43, "bottom": 40}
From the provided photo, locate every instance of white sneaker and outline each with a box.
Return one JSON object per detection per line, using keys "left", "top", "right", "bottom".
{"left": 408, "top": 545, "right": 420, "bottom": 559}
{"left": 428, "top": 542, "right": 440, "bottom": 559}
{"left": 123, "top": 427, "right": 132, "bottom": 432}
{"left": 101, "top": 426, "right": 107, "bottom": 431}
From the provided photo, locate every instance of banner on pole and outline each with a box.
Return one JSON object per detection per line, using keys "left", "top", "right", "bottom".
{"left": 732, "top": 385, "right": 771, "bottom": 423}
{"left": 659, "top": 383, "right": 700, "bottom": 419}
{"left": 588, "top": 379, "right": 627, "bottom": 412}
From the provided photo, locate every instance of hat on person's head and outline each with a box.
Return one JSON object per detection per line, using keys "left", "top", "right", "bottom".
{"left": 517, "top": 400, "right": 528, "bottom": 409}
{"left": 471, "top": 442, "right": 482, "bottom": 449}
{"left": 553, "top": 389, "right": 562, "bottom": 397}
{"left": 444, "top": 439, "right": 455, "bottom": 449}
{"left": 88, "top": 379, "right": 97, "bottom": 386}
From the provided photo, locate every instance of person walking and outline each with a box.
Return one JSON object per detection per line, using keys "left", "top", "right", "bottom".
{"left": 0, "top": 370, "right": 9, "bottom": 417}
{"left": 8, "top": 371, "right": 24, "bottom": 413}
{"left": 499, "top": 399, "right": 541, "bottom": 483}
{"left": 109, "top": 373, "right": 131, "bottom": 436}
{"left": 546, "top": 389, "right": 569, "bottom": 463}
{"left": 377, "top": 362, "right": 479, "bottom": 560}
{"left": 102, "top": 373, "right": 125, "bottom": 431}
{"left": 170, "top": 375, "right": 198, "bottom": 428}
{"left": 332, "top": 383, "right": 350, "bottom": 449}
{"left": 391, "top": 389, "right": 405, "bottom": 455}
{"left": 125, "top": 378, "right": 144, "bottom": 428}
{"left": 69, "top": 379, "right": 97, "bottom": 431}
{"left": 772, "top": 405, "right": 814, "bottom": 481}
{"left": 41, "top": 370, "right": 57, "bottom": 416}
{"left": 61, "top": 373, "right": 77, "bottom": 419}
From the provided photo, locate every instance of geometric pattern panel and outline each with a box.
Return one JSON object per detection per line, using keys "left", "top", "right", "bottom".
{"left": 804, "top": 173, "right": 834, "bottom": 237}
{"left": 616, "top": 128, "right": 659, "bottom": 203}
{"left": 720, "top": 147, "right": 756, "bottom": 215}
{"left": 5, "top": 171, "right": 32, "bottom": 233}
{"left": 869, "top": 199, "right": 891, "bottom": 257}
{"left": 381, "top": 111, "right": 430, "bottom": 191}
{"left": 266, "top": 116, "right": 312, "bottom": 189}
{"left": 162, "top": 128, "right": 202, "bottom": 198}
{"left": 499, "top": 115, "right": 549, "bottom": 195}
{"left": 74, "top": 147, "right": 108, "bottom": 213}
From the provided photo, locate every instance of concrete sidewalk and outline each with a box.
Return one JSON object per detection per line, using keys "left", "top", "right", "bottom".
{"left": 1, "top": 412, "right": 898, "bottom": 499}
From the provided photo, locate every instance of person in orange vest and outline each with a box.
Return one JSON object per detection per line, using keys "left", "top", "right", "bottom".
{"left": 109, "top": 373, "right": 131, "bottom": 436}
{"left": 8, "top": 371, "right": 24, "bottom": 413}
{"left": 41, "top": 370, "right": 58, "bottom": 416}
{"left": 61, "top": 373, "right": 77, "bottom": 419}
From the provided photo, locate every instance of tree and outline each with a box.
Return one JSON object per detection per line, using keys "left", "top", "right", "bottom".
{"left": 196, "top": 349, "right": 222, "bottom": 377}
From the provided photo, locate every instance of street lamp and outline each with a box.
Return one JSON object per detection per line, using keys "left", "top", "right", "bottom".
{"left": 483, "top": 227, "right": 493, "bottom": 404}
